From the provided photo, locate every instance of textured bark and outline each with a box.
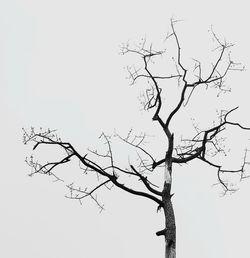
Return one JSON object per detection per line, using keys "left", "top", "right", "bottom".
{"left": 162, "top": 140, "right": 176, "bottom": 258}
{"left": 156, "top": 152, "right": 176, "bottom": 258}
{"left": 156, "top": 184, "right": 176, "bottom": 258}
{"left": 163, "top": 183, "right": 176, "bottom": 258}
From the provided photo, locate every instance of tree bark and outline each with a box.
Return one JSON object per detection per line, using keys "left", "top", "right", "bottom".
{"left": 156, "top": 154, "right": 176, "bottom": 258}
{"left": 163, "top": 182, "right": 176, "bottom": 258}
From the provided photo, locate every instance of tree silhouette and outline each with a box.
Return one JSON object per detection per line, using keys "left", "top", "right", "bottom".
{"left": 23, "top": 20, "right": 250, "bottom": 258}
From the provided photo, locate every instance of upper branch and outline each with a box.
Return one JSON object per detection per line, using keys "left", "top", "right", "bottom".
{"left": 199, "top": 148, "right": 250, "bottom": 194}
{"left": 121, "top": 21, "right": 248, "bottom": 186}
{"left": 121, "top": 38, "right": 179, "bottom": 139}
{"left": 154, "top": 107, "right": 250, "bottom": 170}
{"left": 177, "top": 107, "right": 250, "bottom": 192}
{"left": 165, "top": 21, "right": 241, "bottom": 130}
{"left": 200, "top": 107, "right": 250, "bottom": 158}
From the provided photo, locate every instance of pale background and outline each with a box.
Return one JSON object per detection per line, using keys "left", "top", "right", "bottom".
{"left": 2, "top": 1, "right": 250, "bottom": 257}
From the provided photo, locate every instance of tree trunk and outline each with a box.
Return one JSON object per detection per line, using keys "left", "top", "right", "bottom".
{"left": 156, "top": 154, "right": 176, "bottom": 258}
{"left": 163, "top": 182, "right": 176, "bottom": 258}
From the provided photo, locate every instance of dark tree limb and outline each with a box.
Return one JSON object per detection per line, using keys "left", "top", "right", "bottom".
{"left": 23, "top": 128, "right": 163, "bottom": 208}
{"left": 130, "top": 165, "right": 162, "bottom": 196}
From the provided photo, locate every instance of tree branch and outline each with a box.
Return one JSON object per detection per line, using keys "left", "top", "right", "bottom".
{"left": 24, "top": 128, "right": 163, "bottom": 208}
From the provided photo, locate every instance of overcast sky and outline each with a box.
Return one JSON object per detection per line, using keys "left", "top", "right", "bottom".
{"left": 2, "top": 1, "right": 250, "bottom": 258}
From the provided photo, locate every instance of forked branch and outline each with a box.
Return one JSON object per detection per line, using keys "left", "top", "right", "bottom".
{"left": 23, "top": 128, "right": 163, "bottom": 209}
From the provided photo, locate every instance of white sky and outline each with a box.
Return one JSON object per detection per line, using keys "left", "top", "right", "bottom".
{"left": 2, "top": 0, "right": 250, "bottom": 257}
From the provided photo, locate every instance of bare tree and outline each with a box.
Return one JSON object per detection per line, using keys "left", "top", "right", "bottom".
{"left": 23, "top": 20, "right": 250, "bottom": 258}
